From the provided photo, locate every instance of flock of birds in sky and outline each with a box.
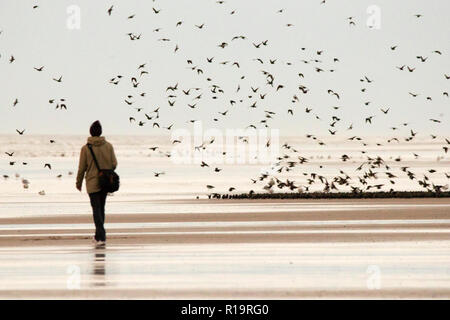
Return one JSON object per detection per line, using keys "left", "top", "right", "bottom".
{"left": 1, "top": 1, "right": 449, "bottom": 196}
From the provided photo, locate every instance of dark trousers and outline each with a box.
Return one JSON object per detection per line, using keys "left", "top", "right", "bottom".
{"left": 88, "top": 191, "right": 107, "bottom": 241}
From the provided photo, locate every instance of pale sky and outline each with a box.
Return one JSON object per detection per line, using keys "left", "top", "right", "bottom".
{"left": 0, "top": 0, "right": 449, "bottom": 137}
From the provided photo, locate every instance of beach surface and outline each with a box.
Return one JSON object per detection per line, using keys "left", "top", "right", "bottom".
{"left": 1, "top": 198, "right": 450, "bottom": 299}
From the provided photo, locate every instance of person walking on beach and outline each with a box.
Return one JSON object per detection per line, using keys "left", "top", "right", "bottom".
{"left": 76, "top": 121, "right": 117, "bottom": 244}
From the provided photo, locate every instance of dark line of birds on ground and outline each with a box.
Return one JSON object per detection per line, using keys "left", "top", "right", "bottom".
{"left": 1, "top": 1, "right": 449, "bottom": 196}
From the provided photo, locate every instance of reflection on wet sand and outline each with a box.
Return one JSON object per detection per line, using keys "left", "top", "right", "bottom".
{"left": 1, "top": 241, "right": 450, "bottom": 299}
{"left": 91, "top": 245, "right": 106, "bottom": 287}
{"left": 0, "top": 199, "right": 449, "bottom": 299}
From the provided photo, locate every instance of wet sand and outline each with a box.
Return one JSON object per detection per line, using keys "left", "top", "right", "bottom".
{"left": 0, "top": 198, "right": 449, "bottom": 299}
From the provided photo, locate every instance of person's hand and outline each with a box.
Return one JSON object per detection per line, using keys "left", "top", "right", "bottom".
{"left": 76, "top": 185, "right": 81, "bottom": 192}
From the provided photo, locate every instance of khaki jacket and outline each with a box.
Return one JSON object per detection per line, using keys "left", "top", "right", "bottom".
{"left": 76, "top": 136, "right": 117, "bottom": 194}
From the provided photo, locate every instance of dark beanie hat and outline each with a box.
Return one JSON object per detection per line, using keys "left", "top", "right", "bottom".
{"left": 90, "top": 120, "right": 102, "bottom": 137}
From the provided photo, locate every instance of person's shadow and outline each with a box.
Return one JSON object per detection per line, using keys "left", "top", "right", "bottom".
{"left": 91, "top": 245, "right": 107, "bottom": 287}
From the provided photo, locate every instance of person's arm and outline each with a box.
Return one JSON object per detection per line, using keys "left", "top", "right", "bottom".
{"left": 76, "top": 146, "right": 87, "bottom": 191}
{"left": 111, "top": 144, "right": 118, "bottom": 170}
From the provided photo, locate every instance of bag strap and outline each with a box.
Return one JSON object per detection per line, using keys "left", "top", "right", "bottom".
{"left": 87, "top": 144, "right": 101, "bottom": 170}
